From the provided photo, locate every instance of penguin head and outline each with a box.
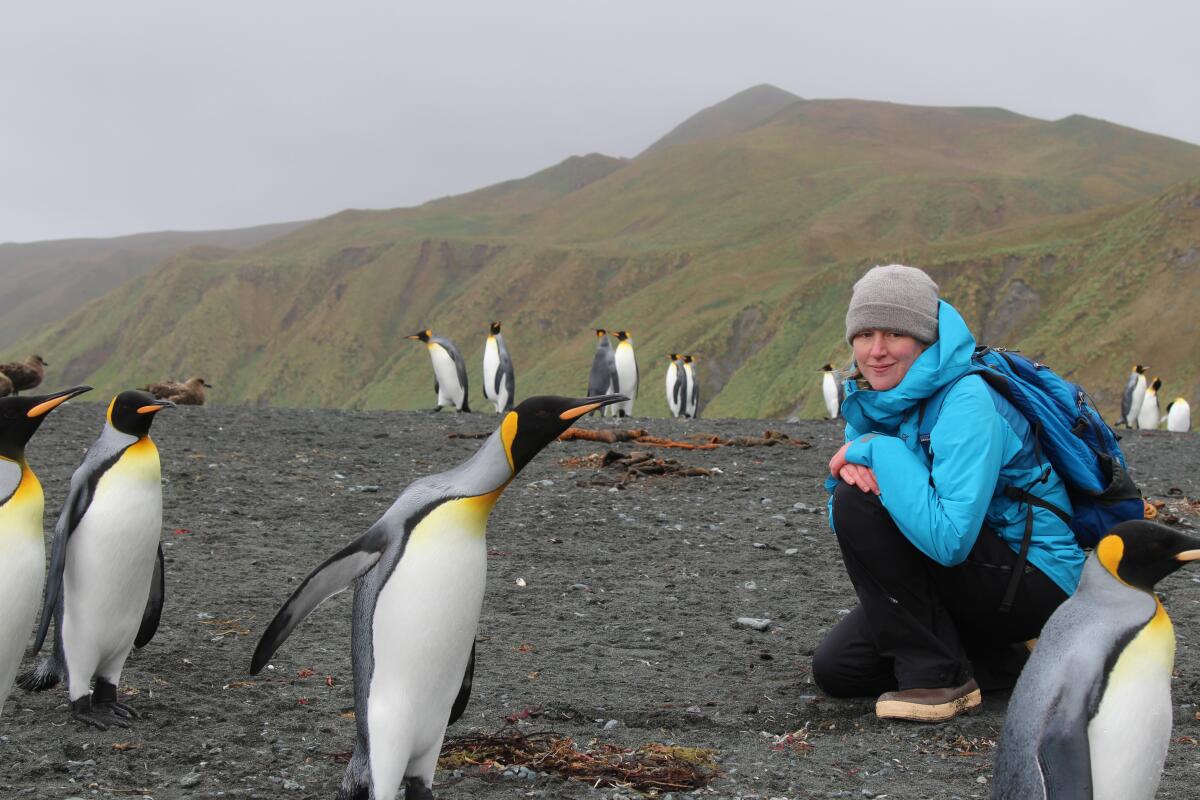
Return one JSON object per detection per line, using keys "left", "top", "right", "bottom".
{"left": 108, "top": 390, "right": 174, "bottom": 438}
{"left": 1096, "top": 520, "right": 1200, "bottom": 592}
{"left": 490, "top": 322, "right": 502, "bottom": 336}
{"left": 1135, "top": 364, "right": 1148, "bottom": 374}
{"left": 406, "top": 330, "right": 432, "bottom": 343}
{"left": 668, "top": 353, "right": 679, "bottom": 361}
{"left": 821, "top": 363, "right": 836, "bottom": 372}
{"left": 499, "top": 394, "right": 626, "bottom": 474}
{"left": 1150, "top": 377, "right": 1162, "bottom": 393}
{"left": 615, "top": 330, "right": 630, "bottom": 342}
{"left": 594, "top": 329, "right": 607, "bottom": 338}
{"left": 683, "top": 355, "right": 695, "bottom": 364}
{"left": 0, "top": 386, "right": 91, "bottom": 460}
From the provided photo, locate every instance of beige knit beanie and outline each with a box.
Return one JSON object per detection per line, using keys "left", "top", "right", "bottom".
{"left": 845, "top": 264, "right": 940, "bottom": 344}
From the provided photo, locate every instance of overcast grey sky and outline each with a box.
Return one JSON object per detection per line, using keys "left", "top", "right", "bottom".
{"left": 3, "top": 1, "right": 1197, "bottom": 244}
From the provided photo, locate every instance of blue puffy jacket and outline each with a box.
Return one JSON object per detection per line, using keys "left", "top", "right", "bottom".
{"left": 825, "top": 300, "right": 1085, "bottom": 596}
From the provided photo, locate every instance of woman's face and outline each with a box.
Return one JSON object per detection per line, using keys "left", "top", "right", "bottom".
{"left": 852, "top": 330, "right": 927, "bottom": 391}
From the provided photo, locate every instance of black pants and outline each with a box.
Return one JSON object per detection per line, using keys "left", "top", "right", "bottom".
{"left": 812, "top": 482, "right": 1068, "bottom": 696}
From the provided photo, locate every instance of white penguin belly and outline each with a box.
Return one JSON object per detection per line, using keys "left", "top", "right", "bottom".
{"left": 1088, "top": 613, "right": 1175, "bottom": 800}
{"left": 614, "top": 344, "right": 637, "bottom": 415}
{"left": 368, "top": 495, "right": 491, "bottom": 787}
{"left": 0, "top": 532, "right": 45, "bottom": 713}
{"left": 483, "top": 339, "right": 500, "bottom": 408}
{"left": 665, "top": 369, "right": 680, "bottom": 417}
{"left": 823, "top": 373, "right": 839, "bottom": 418}
{"left": 1137, "top": 395, "right": 1160, "bottom": 430}
{"left": 429, "top": 345, "right": 463, "bottom": 408}
{"left": 62, "top": 469, "right": 162, "bottom": 678}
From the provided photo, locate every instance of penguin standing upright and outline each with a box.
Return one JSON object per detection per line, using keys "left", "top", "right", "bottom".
{"left": 1119, "top": 364, "right": 1149, "bottom": 428}
{"left": 611, "top": 331, "right": 639, "bottom": 417}
{"left": 20, "top": 390, "right": 172, "bottom": 729}
{"left": 481, "top": 322, "right": 515, "bottom": 413}
{"left": 1136, "top": 377, "right": 1162, "bottom": 430}
{"left": 992, "top": 521, "right": 1200, "bottom": 800}
{"left": 820, "top": 363, "right": 844, "bottom": 420}
{"left": 682, "top": 355, "right": 699, "bottom": 419}
{"left": 586, "top": 330, "right": 619, "bottom": 417}
{"left": 665, "top": 354, "right": 685, "bottom": 418}
{"left": 250, "top": 393, "right": 626, "bottom": 800}
{"left": 0, "top": 386, "right": 91, "bottom": 715}
{"left": 407, "top": 330, "right": 470, "bottom": 412}
{"left": 1166, "top": 398, "right": 1191, "bottom": 432}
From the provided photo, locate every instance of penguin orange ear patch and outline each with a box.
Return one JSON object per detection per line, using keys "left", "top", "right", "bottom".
{"left": 1097, "top": 534, "right": 1125, "bottom": 578}
{"left": 500, "top": 411, "right": 518, "bottom": 471}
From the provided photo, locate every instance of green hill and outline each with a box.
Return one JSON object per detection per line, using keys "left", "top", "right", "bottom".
{"left": 0, "top": 221, "right": 306, "bottom": 349}
{"left": 10, "top": 89, "right": 1200, "bottom": 420}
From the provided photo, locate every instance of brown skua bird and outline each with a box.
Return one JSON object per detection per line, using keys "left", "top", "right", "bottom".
{"left": 0, "top": 354, "right": 47, "bottom": 394}
{"left": 145, "top": 376, "right": 212, "bottom": 405}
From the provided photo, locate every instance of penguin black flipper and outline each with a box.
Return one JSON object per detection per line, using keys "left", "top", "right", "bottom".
{"left": 250, "top": 525, "right": 390, "bottom": 674}
{"left": 1034, "top": 693, "right": 1094, "bottom": 798}
{"left": 135, "top": 544, "right": 166, "bottom": 648}
{"left": 31, "top": 445, "right": 127, "bottom": 655}
{"left": 448, "top": 641, "right": 476, "bottom": 725}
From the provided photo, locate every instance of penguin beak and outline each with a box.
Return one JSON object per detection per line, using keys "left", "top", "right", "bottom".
{"left": 137, "top": 399, "right": 176, "bottom": 414}
{"left": 559, "top": 394, "right": 627, "bottom": 420}
{"left": 26, "top": 385, "right": 93, "bottom": 418}
{"left": 1174, "top": 549, "right": 1200, "bottom": 562}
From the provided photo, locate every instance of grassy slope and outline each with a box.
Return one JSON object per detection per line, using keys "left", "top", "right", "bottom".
{"left": 10, "top": 94, "right": 1200, "bottom": 420}
{"left": 0, "top": 221, "right": 307, "bottom": 350}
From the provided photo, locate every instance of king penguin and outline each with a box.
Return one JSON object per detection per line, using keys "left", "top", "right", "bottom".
{"left": 682, "top": 355, "right": 699, "bottom": 419}
{"left": 1165, "top": 397, "right": 1191, "bottom": 432}
{"left": 665, "top": 354, "right": 685, "bottom": 418}
{"left": 1119, "top": 364, "right": 1148, "bottom": 428}
{"left": 407, "top": 329, "right": 470, "bottom": 412}
{"left": 612, "top": 331, "right": 639, "bottom": 417}
{"left": 0, "top": 386, "right": 91, "bottom": 715}
{"left": 992, "top": 520, "right": 1200, "bottom": 800}
{"left": 1136, "top": 377, "right": 1162, "bottom": 430}
{"left": 20, "top": 390, "right": 173, "bottom": 729}
{"left": 481, "top": 321, "right": 515, "bottom": 413}
{"left": 586, "top": 330, "right": 619, "bottom": 417}
{"left": 820, "top": 363, "right": 844, "bottom": 420}
{"left": 250, "top": 393, "right": 626, "bottom": 800}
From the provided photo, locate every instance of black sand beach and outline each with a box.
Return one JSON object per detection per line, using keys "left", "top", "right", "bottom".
{"left": 3, "top": 402, "right": 1198, "bottom": 799}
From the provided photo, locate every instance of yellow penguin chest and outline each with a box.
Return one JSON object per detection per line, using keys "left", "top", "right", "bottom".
{"left": 1087, "top": 602, "right": 1176, "bottom": 800}
{"left": 102, "top": 436, "right": 162, "bottom": 487}
{"left": 0, "top": 464, "right": 44, "bottom": 542}
{"left": 404, "top": 490, "right": 501, "bottom": 553}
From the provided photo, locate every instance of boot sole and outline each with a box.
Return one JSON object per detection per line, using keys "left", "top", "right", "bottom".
{"left": 876, "top": 688, "right": 982, "bottom": 722}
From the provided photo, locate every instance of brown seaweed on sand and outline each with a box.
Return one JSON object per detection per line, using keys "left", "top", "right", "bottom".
{"left": 437, "top": 728, "right": 719, "bottom": 793}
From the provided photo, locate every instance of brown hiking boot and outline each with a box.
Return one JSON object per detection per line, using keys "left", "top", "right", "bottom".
{"left": 875, "top": 678, "right": 981, "bottom": 722}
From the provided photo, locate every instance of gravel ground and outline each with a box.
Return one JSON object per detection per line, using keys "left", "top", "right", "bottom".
{"left": 2, "top": 401, "right": 1198, "bottom": 800}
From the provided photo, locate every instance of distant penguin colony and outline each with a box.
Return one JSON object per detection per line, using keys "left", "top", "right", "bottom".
{"left": 250, "top": 393, "right": 625, "bottom": 800}
{"left": 1120, "top": 364, "right": 1149, "bottom": 428}
{"left": 820, "top": 363, "right": 844, "bottom": 420}
{"left": 481, "top": 321, "right": 515, "bottom": 413}
{"left": 407, "top": 329, "right": 470, "bottom": 412}
{"left": 682, "top": 355, "right": 699, "bottom": 419}
{"left": 21, "top": 390, "right": 173, "bottom": 729}
{"left": 993, "top": 521, "right": 1200, "bottom": 799}
{"left": 0, "top": 386, "right": 91, "bottom": 716}
{"left": 1136, "top": 377, "right": 1162, "bottom": 430}
{"left": 612, "top": 330, "right": 639, "bottom": 417}
{"left": 1166, "top": 397, "right": 1191, "bottom": 432}
{"left": 587, "top": 329, "right": 620, "bottom": 416}
{"left": 665, "top": 354, "right": 685, "bottom": 417}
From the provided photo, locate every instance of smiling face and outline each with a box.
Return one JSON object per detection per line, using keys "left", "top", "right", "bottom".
{"left": 851, "top": 330, "right": 927, "bottom": 391}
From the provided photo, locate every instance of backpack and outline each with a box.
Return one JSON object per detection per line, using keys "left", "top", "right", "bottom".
{"left": 918, "top": 347, "right": 1144, "bottom": 609}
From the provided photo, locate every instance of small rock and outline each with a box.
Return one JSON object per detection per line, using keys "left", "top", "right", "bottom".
{"left": 179, "top": 772, "right": 202, "bottom": 788}
{"left": 785, "top": 548, "right": 799, "bottom": 556}
{"left": 734, "top": 617, "right": 772, "bottom": 632}
{"left": 283, "top": 778, "right": 303, "bottom": 790}
{"left": 603, "top": 719, "right": 620, "bottom": 730}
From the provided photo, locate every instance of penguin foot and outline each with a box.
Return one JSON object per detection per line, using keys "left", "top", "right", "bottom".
{"left": 71, "top": 696, "right": 129, "bottom": 730}
{"left": 93, "top": 679, "right": 141, "bottom": 720}
{"left": 426, "top": 407, "right": 443, "bottom": 414}
{"left": 403, "top": 776, "right": 434, "bottom": 800}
